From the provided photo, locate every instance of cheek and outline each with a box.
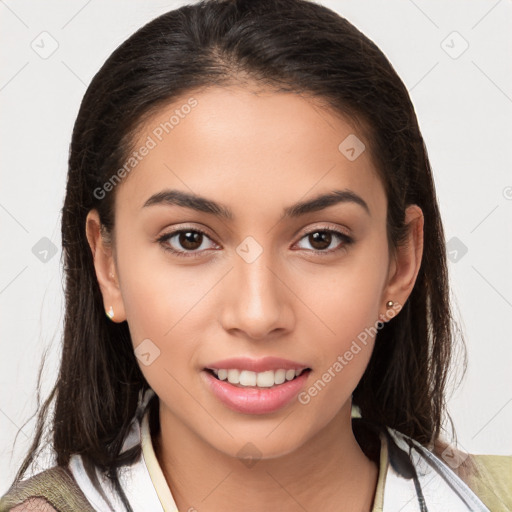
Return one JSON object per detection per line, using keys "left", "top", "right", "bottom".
{"left": 294, "top": 294, "right": 378, "bottom": 426}
{"left": 115, "top": 229, "right": 205, "bottom": 339}
{"left": 298, "top": 246, "right": 388, "bottom": 348}
{"left": 292, "top": 240, "right": 388, "bottom": 406}
{"left": 118, "top": 264, "right": 206, "bottom": 405}
{"left": 115, "top": 237, "right": 225, "bottom": 392}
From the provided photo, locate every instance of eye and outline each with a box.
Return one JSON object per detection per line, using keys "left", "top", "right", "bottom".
{"left": 295, "top": 226, "right": 353, "bottom": 255}
{"left": 157, "top": 224, "right": 354, "bottom": 259}
{"left": 157, "top": 227, "right": 219, "bottom": 258}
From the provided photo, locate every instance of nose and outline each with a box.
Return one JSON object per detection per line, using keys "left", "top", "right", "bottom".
{"left": 219, "top": 249, "right": 294, "bottom": 341}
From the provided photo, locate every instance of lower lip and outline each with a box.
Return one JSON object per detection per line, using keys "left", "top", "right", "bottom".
{"left": 202, "top": 370, "right": 310, "bottom": 415}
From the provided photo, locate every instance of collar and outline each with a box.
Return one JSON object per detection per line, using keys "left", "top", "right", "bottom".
{"left": 68, "top": 389, "right": 489, "bottom": 512}
{"left": 140, "top": 400, "right": 179, "bottom": 511}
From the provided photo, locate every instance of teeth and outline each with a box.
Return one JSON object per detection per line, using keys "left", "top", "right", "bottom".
{"left": 274, "top": 369, "right": 286, "bottom": 385}
{"left": 227, "top": 369, "right": 240, "bottom": 384}
{"left": 256, "top": 370, "right": 274, "bottom": 387}
{"left": 210, "top": 368, "right": 307, "bottom": 387}
{"left": 239, "top": 370, "right": 257, "bottom": 386}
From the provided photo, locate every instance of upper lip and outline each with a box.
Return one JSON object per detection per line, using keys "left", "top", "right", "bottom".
{"left": 205, "top": 356, "right": 310, "bottom": 373}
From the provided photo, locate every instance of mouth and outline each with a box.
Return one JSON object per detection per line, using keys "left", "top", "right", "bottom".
{"left": 202, "top": 366, "right": 312, "bottom": 415}
{"left": 204, "top": 367, "right": 312, "bottom": 388}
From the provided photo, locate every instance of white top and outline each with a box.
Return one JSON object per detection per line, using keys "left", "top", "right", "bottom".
{"left": 68, "top": 389, "right": 490, "bottom": 512}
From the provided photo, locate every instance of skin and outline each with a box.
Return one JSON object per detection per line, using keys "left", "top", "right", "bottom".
{"left": 86, "top": 85, "right": 424, "bottom": 512}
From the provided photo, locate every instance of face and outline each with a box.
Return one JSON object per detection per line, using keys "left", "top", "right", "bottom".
{"left": 88, "top": 85, "right": 419, "bottom": 460}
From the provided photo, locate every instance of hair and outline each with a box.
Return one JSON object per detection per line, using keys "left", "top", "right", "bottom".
{"left": 9, "top": 0, "right": 465, "bottom": 509}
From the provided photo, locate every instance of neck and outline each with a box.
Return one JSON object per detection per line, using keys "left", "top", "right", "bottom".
{"left": 153, "top": 402, "right": 379, "bottom": 512}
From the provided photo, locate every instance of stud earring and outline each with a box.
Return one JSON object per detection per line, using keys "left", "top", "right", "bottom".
{"left": 106, "top": 306, "right": 114, "bottom": 320}
{"left": 386, "top": 300, "right": 394, "bottom": 308}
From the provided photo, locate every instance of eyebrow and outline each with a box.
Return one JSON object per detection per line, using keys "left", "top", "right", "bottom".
{"left": 142, "top": 188, "right": 370, "bottom": 219}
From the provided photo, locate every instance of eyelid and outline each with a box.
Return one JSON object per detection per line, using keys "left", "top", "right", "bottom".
{"left": 296, "top": 222, "right": 352, "bottom": 240}
{"left": 157, "top": 223, "right": 216, "bottom": 242}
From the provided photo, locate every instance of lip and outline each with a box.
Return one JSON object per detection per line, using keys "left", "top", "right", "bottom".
{"left": 202, "top": 368, "right": 311, "bottom": 415}
{"left": 204, "top": 356, "right": 309, "bottom": 373}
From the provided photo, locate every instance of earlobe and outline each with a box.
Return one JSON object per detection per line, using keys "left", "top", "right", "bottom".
{"left": 381, "top": 205, "right": 424, "bottom": 318}
{"left": 85, "top": 210, "right": 127, "bottom": 323}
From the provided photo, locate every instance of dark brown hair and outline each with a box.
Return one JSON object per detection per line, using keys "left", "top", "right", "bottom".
{"left": 9, "top": 0, "right": 464, "bottom": 509}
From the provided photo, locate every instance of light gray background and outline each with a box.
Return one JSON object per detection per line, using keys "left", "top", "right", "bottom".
{"left": 1, "top": 0, "right": 511, "bottom": 495}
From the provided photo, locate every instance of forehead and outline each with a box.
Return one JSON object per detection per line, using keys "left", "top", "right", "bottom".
{"left": 114, "top": 85, "right": 386, "bottom": 222}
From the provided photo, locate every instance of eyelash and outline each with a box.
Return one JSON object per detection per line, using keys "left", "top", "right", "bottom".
{"left": 156, "top": 224, "right": 354, "bottom": 259}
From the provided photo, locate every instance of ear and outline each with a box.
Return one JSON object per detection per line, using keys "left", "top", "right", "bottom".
{"left": 85, "top": 209, "right": 127, "bottom": 323}
{"left": 380, "top": 204, "right": 424, "bottom": 320}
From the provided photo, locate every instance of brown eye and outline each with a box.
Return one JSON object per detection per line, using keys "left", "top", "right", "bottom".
{"left": 308, "top": 231, "right": 333, "bottom": 251}
{"left": 157, "top": 228, "right": 218, "bottom": 258}
{"left": 178, "top": 231, "right": 203, "bottom": 250}
{"left": 295, "top": 228, "right": 353, "bottom": 255}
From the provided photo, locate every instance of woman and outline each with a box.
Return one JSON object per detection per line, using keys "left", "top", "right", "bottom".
{"left": 1, "top": 0, "right": 510, "bottom": 510}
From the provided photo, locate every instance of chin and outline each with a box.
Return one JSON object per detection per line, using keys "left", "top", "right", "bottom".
{"left": 202, "top": 422, "right": 314, "bottom": 462}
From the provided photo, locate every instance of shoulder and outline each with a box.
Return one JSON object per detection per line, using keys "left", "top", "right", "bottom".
{"left": 463, "top": 453, "right": 512, "bottom": 511}
{"left": 9, "top": 498, "right": 58, "bottom": 512}
{"left": 384, "top": 427, "right": 512, "bottom": 511}
{"left": 0, "top": 466, "right": 95, "bottom": 512}
{"left": 426, "top": 439, "right": 512, "bottom": 510}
